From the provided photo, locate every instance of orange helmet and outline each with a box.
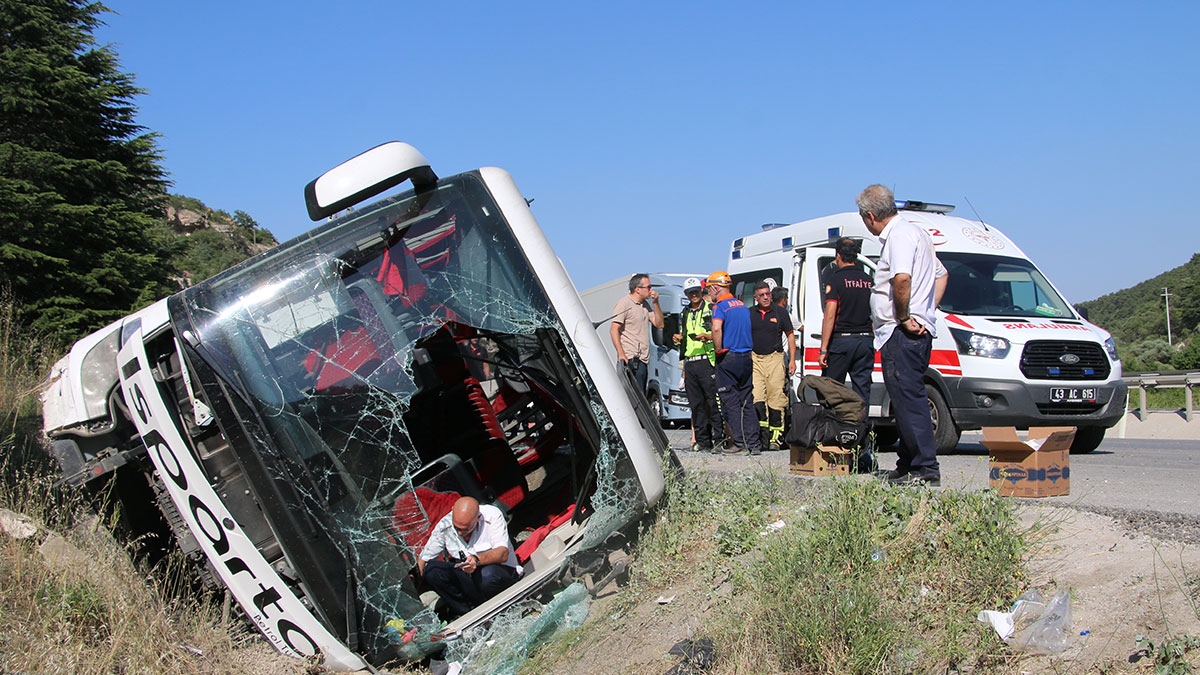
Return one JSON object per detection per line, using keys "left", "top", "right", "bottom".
{"left": 706, "top": 270, "right": 732, "bottom": 287}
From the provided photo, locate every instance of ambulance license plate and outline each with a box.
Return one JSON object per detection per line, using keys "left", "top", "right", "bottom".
{"left": 1049, "top": 387, "right": 1097, "bottom": 403}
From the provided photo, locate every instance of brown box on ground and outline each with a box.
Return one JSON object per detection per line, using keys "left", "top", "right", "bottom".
{"left": 789, "top": 444, "right": 855, "bottom": 476}
{"left": 982, "top": 427, "right": 1075, "bottom": 498}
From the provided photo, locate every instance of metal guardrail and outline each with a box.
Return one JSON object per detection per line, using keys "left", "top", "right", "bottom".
{"left": 1123, "top": 370, "right": 1200, "bottom": 422}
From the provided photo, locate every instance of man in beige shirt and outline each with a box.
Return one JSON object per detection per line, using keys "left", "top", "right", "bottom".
{"left": 610, "top": 273, "right": 664, "bottom": 393}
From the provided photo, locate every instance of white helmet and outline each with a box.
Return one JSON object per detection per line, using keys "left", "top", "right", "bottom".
{"left": 683, "top": 277, "right": 703, "bottom": 292}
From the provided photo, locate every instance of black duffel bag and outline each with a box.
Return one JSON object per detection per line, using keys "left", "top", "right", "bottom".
{"left": 788, "top": 379, "right": 868, "bottom": 448}
{"left": 786, "top": 401, "right": 835, "bottom": 448}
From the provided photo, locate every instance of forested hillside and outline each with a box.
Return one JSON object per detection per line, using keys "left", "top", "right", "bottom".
{"left": 1077, "top": 253, "right": 1200, "bottom": 371}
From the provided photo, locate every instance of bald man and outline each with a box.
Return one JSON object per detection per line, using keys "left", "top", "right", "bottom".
{"left": 418, "top": 497, "right": 521, "bottom": 616}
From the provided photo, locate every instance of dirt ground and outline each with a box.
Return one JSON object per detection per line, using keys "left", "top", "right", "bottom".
{"left": 539, "top": 497, "right": 1200, "bottom": 675}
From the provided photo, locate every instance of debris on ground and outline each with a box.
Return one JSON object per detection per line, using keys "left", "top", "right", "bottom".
{"left": 978, "top": 587, "right": 1072, "bottom": 655}
{"left": 665, "top": 637, "right": 715, "bottom": 674}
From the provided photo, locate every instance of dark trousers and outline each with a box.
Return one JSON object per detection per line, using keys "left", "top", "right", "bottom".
{"left": 716, "top": 351, "right": 761, "bottom": 452}
{"left": 423, "top": 559, "right": 519, "bottom": 616}
{"left": 684, "top": 358, "right": 724, "bottom": 448}
{"left": 624, "top": 357, "right": 648, "bottom": 393}
{"left": 823, "top": 335, "right": 874, "bottom": 405}
{"left": 880, "top": 329, "right": 939, "bottom": 476}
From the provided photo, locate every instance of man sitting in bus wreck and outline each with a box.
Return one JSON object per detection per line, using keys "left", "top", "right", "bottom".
{"left": 417, "top": 497, "right": 521, "bottom": 617}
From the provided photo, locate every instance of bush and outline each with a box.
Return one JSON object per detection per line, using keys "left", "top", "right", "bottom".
{"left": 1173, "top": 337, "right": 1200, "bottom": 370}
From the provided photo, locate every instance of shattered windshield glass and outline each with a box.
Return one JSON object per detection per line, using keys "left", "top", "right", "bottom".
{"left": 937, "top": 253, "right": 1074, "bottom": 318}
{"left": 171, "top": 173, "right": 645, "bottom": 663}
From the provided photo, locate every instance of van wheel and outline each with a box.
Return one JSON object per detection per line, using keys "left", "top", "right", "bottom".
{"left": 1070, "top": 426, "right": 1105, "bottom": 454}
{"left": 647, "top": 389, "right": 662, "bottom": 421}
{"left": 926, "top": 385, "right": 960, "bottom": 454}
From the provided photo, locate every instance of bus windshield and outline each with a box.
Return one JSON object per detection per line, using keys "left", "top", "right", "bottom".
{"left": 170, "top": 172, "right": 642, "bottom": 662}
{"left": 936, "top": 252, "right": 1074, "bottom": 319}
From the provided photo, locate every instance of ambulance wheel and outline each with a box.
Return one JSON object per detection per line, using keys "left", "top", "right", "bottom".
{"left": 926, "top": 385, "right": 960, "bottom": 454}
{"left": 1070, "top": 426, "right": 1105, "bottom": 454}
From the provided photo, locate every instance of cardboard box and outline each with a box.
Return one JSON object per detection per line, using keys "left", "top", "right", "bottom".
{"left": 982, "top": 427, "right": 1075, "bottom": 498}
{"left": 789, "top": 443, "right": 855, "bottom": 476}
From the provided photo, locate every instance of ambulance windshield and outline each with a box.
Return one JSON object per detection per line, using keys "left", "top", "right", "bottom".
{"left": 937, "top": 253, "right": 1074, "bottom": 318}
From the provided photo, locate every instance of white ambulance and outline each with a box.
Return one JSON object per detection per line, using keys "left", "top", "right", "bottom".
{"left": 727, "top": 201, "right": 1126, "bottom": 454}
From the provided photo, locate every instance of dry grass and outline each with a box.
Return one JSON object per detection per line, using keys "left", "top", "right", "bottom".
{"left": 0, "top": 290, "right": 325, "bottom": 674}
{"left": 0, "top": 471, "right": 319, "bottom": 674}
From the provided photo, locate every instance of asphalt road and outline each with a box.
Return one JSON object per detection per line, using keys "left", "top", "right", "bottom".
{"left": 667, "top": 428, "right": 1200, "bottom": 518}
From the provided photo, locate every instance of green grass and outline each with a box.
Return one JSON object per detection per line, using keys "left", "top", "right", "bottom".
{"left": 716, "top": 479, "right": 1028, "bottom": 674}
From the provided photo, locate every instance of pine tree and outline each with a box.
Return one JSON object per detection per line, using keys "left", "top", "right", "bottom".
{"left": 0, "top": 0, "right": 172, "bottom": 343}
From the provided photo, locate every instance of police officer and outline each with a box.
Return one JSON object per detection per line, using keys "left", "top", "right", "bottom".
{"left": 673, "top": 278, "right": 725, "bottom": 453}
{"left": 819, "top": 237, "right": 875, "bottom": 404}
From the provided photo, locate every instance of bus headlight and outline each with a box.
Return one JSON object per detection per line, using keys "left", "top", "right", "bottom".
{"left": 949, "top": 328, "right": 1010, "bottom": 359}
{"left": 1104, "top": 337, "right": 1119, "bottom": 361}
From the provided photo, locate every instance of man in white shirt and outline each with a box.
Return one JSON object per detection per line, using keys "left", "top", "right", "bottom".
{"left": 858, "top": 184, "right": 949, "bottom": 486}
{"left": 419, "top": 497, "right": 520, "bottom": 616}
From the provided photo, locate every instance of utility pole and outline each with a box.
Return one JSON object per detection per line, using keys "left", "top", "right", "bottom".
{"left": 1163, "top": 287, "right": 1174, "bottom": 346}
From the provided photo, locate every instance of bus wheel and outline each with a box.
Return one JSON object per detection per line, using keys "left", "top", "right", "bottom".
{"left": 926, "top": 385, "right": 960, "bottom": 454}
{"left": 1070, "top": 426, "right": 1106, "bottom": 454}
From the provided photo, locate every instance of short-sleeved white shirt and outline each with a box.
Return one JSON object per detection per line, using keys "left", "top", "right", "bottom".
{"left": 870, "top": 214, "right": 948, "bottom": 350}
{"left": 420, "top": 504, "right": 521, "bottom": 574}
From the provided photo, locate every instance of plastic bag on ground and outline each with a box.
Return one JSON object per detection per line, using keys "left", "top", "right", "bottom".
{"left": 978, "top": 588, "right": 1071, "bottom": 655}
{"left": 1009, "top": 588, "right": 1071, "bottom": 655}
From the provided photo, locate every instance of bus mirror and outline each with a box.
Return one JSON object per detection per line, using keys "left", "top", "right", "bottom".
{"left": 304, "top": 142, "right": 438, "bottom": 221}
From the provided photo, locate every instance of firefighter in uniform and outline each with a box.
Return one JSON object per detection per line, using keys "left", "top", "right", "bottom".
{"left": 673, "top": 277, "right": 725, "bottom": 453}
{"left": 750, "top": 280, "right": 796, "bottom": 450}
{"left": 819, "top": 237, "right": 875, "bottom": 404}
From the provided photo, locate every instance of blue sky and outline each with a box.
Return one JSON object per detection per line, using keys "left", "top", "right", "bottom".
{"left": 95, "top": 1, "right": 1198, "bottom": 303}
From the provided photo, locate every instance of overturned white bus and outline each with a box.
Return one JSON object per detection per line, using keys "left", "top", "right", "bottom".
{"left": 40, "top": 142, "right": 671, "bottom": 668}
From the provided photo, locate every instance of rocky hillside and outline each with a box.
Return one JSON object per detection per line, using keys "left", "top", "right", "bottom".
{"left": 162, "top": 195, "right": 279, "bottom": 288}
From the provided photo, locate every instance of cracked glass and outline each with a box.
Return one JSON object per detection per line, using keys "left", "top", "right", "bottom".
{"left": 169, "top": 173, "right": 645, "bottom": 664}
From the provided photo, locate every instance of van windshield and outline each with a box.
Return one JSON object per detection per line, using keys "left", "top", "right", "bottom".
{"left": 937, "top": 252, "right": 1074, "bottom": 318}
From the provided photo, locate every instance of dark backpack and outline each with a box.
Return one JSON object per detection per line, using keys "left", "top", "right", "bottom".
{"left": 789, "top": 377, "right": 868, "bottom": 448}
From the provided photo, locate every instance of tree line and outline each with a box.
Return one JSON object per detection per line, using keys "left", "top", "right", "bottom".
{"left": 0, "top": 0, "right": 275, "bottom": 351}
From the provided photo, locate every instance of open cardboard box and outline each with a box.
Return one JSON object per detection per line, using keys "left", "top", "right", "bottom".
{"left": 981, "top": 426, "right": 1075, "bottom": 497}
{"left": 789, "top": 443, "right": 855, "bottom": 476}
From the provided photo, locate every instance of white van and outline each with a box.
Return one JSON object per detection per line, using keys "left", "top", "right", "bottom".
{"left": 41, "top": 142, "right": 670, "bottom": 669}
{"left": 580, "top": 274, "right": 704, "bottom": 424}
{"left": 727, "top": 201, "right": 1126, "bottom": 454}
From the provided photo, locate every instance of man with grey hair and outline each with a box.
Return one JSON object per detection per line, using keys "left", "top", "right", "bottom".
{"left": 857, "top": 184, "right": 949, "bottom": 485}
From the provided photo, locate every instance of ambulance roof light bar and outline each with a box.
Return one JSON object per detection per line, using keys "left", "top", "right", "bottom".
{"left": 895, "top": 200, "right": 955, "bottom": 214}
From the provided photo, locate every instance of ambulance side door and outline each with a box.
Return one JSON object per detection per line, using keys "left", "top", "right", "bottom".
{"left": 799, "top": 247, "right": 837, "bottom": 378}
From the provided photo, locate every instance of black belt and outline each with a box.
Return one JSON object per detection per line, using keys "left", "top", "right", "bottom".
{"left": 832, "top": 331, "right": 872, "bottom": 338}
